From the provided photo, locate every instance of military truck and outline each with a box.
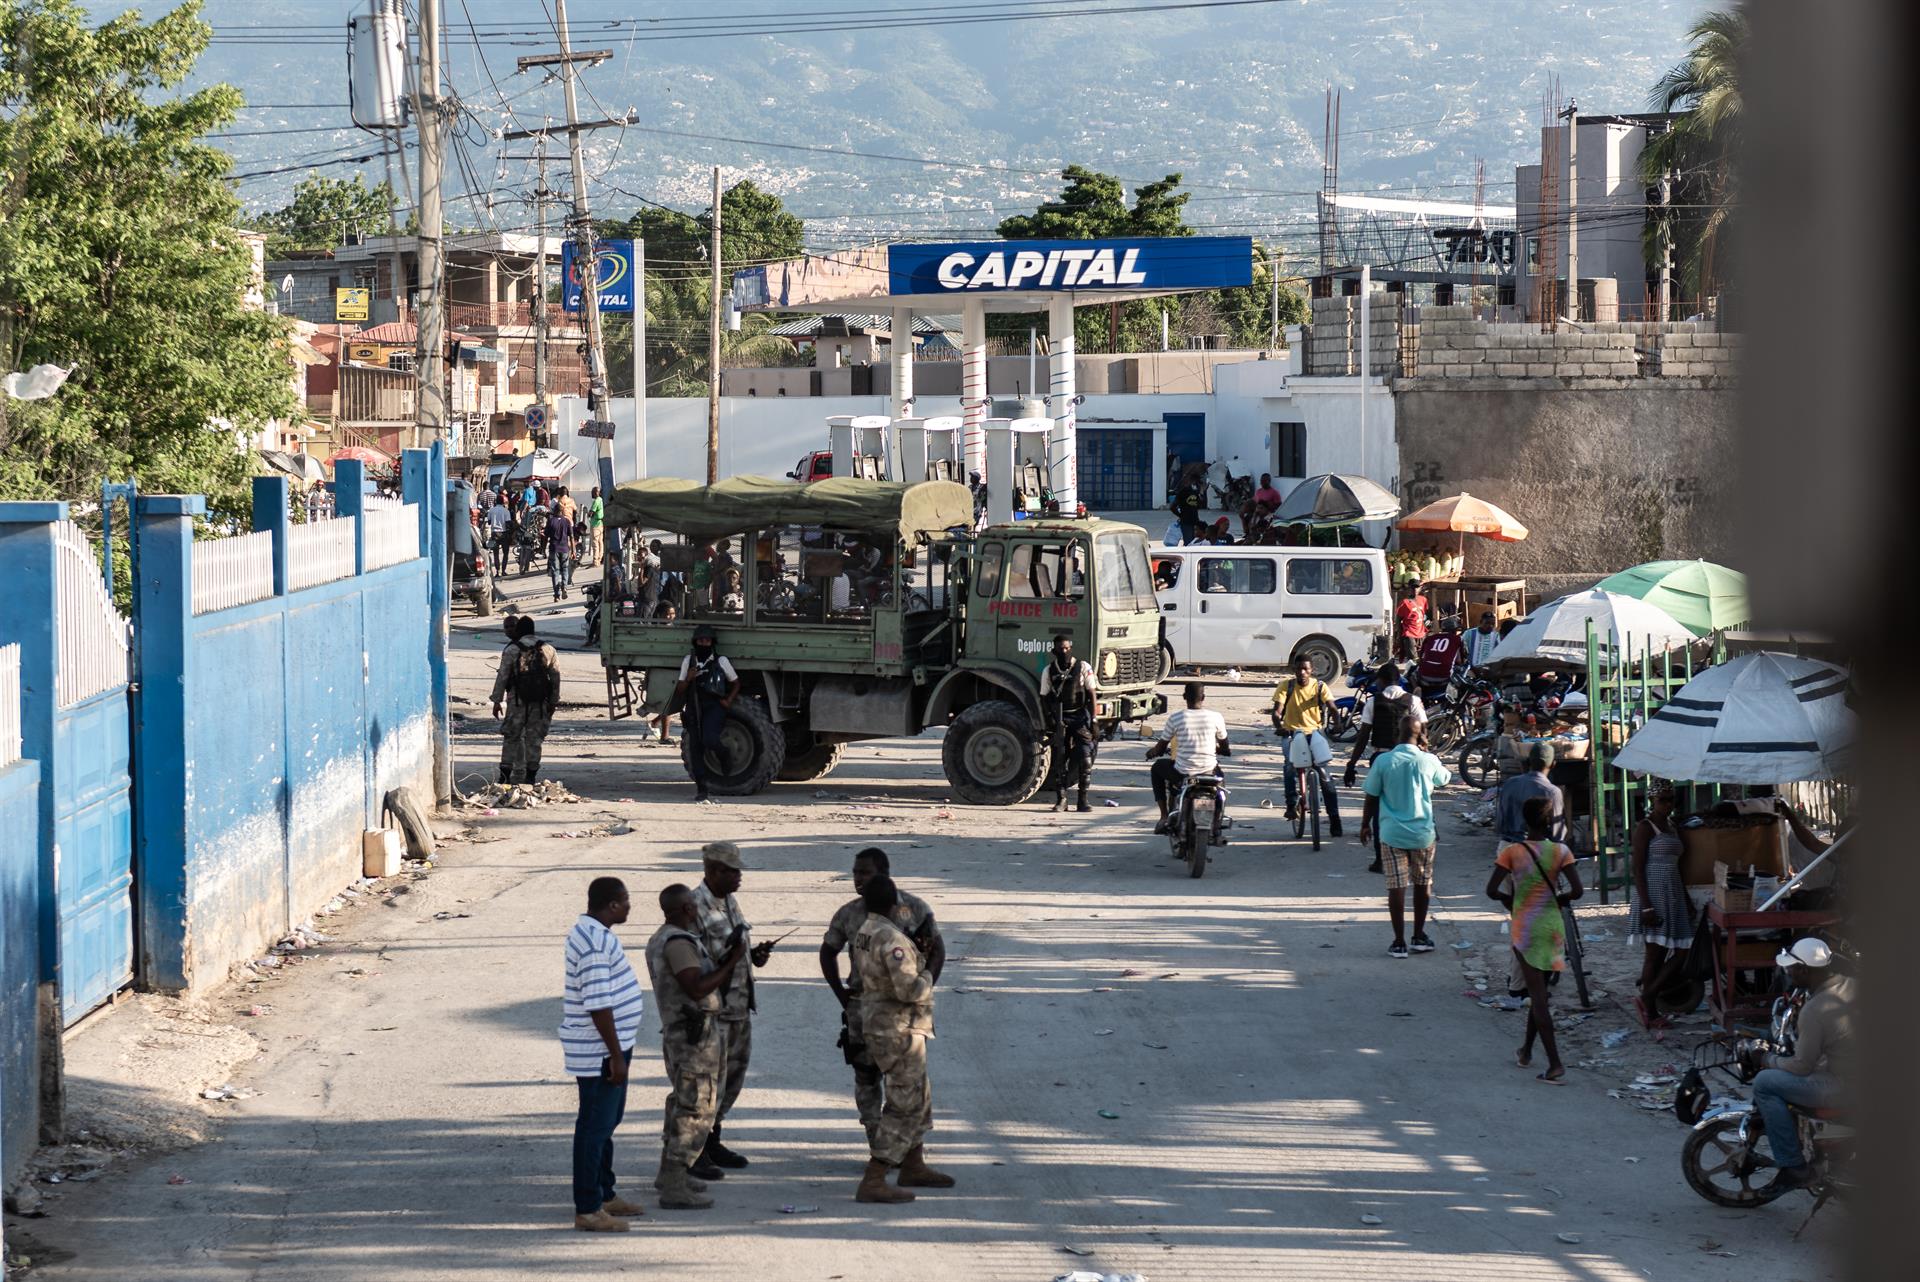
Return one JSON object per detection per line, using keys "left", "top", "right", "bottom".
{"left": 599, "top": 476, "right": 1167, "bottom": 805}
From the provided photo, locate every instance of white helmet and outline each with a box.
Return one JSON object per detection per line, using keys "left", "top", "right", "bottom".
{"left": 1774, "top": 937, "right": 1833, "bottom": 969}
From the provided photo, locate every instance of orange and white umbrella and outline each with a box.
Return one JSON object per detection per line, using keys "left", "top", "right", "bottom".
{"left": 1396, "top": 492, "right": 1529, "bottom": 543}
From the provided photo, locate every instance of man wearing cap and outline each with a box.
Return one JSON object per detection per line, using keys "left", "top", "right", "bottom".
{"left": 1496, "top": 742, "right": 1566, "bottom": 847}
{"left": 819, "top": 848, "right": 949, "bottom": 1183}
{"left": 658, "top": 625, "right": 740, "bottom": 802}
{"left": 690, "top": 841, "right": 773, "bottom": 1171}
{"left": 1748, "top": 938, "right": 1854, "bottom": 1191}
{"left": 643, "top": 883, "right": 746, "bottom": 1209}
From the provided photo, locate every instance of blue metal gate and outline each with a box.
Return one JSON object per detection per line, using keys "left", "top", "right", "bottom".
{"left": 50, "top": 521, "right": 134, "bottom": 1024}
{"left": 1163, "top": 413, "right": 1206, "bottom": 501}
{"left": 1077, "top": 429, "right": 1153, "bottom": 511}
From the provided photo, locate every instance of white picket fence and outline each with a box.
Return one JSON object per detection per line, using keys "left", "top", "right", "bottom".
{"left": 288, "top": 517, "right": 356, "bottom": 591}
{"left": 190, "top": 530, "right": 277, "bottom": 615}
{"left": 53, "top": 521, "right": 132, "bottom": 708}
{"left": 0, "top": 643, "right": 21, "bottom": 769}
{"left": 363, "top": 503, "right": 421, "bottom": 571}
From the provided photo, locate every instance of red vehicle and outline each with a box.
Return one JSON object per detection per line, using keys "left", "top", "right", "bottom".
{"left": 787, "top": 450, "right": 833, "bottom": 483}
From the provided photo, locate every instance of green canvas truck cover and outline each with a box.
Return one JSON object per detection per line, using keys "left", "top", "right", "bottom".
{"left": 603, "top": 476, "right": 974, "bottom": 543}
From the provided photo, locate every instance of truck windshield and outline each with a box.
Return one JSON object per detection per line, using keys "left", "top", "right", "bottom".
{"left": 1095, "top": 532, "right": 1158, "bottom": 613}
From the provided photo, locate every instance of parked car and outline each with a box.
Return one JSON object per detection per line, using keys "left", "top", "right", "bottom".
{"left": 787, "top": 450, "right": 833, "bottom": 483}
{"left": 1152, "top": 545, "right": 1389, "bottom": 681}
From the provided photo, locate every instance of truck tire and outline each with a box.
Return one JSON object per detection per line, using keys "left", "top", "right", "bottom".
{"left": 943, "top": 699, "right": 1048, "bottom": 806}
{"left": 472, "top": 581, "right": 494, "bottom": 617}
{"left": 776, "top": 727, "right": 845, "bottom": 782}
{"left": 681, "top": 698, "right": 786, "bottom": 795}
{"left": 1158, "top": 641, "right": 1176, "bottom": 683}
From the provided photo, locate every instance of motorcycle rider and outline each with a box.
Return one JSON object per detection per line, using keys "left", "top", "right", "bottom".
{"left": 1269, "top": 654, "right": 1343, "bottom": 837}
{"left": 1039, "top": 634, "right": 1098, "bottom": 813}
{"left": 1146, "top": 682, "right": 1231, "bottom": 835}
{"left": 1747, "top": 937, "right": 1854, "bottom": 1191}
{"left": 1414, "top": 615, "right": 1465, "bottom": 701}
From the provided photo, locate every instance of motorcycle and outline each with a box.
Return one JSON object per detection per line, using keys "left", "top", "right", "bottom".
{"left": 1425, "top": 671, "right": 1498, "bottom": 757}
{"left": 1328, "top": 658, "right": 1385, "bottom": 742}
{"left": 1675, "top": 992, "right": 1851, "bottom": 1233}
{"left": 1167, "top": 772, "right": 1230, "bottom": 878}
{"left": 1455, "top": 677, "right": 1587, "bottom": 789}
{"left": 1207, "top": 462, "right": 1254, "bottom": 515}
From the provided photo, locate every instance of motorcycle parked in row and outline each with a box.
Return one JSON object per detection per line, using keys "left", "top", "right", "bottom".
{"left": 1328, "top": 658, "right": 1386, "bottom": 742}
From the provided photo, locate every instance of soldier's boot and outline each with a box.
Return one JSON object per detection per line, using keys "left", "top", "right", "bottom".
{"left": 497, "top": 765, "right": 512, "bottom": 784}
{"left": 897, "top": 1144, "right": 957, "bottom": 1189}
{"left": 1075, "top": 784, "right": 1092, "bottom": 813}
{"left": 654, "top": 1154, "right": 707, "bottom": 1192}
{"left": 657, "top": 1164, "right": 714, "bottom": 1210}
{"left": 703, "top": 1123, "right": 749, "bottom": 1169}
{"left": 1052, "top": 790, "right": 1067, "bottom": 812}
{"left": 855, "top": 1159, "right": 915, "bottom": 1204}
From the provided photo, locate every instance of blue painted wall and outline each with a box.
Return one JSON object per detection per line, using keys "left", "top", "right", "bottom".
{"left": 0, "top": 757, "right": 43, "bottom": 1184}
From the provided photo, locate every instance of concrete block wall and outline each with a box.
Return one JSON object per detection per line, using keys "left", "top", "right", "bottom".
{"left": 1407, "top": 305, "right": 1736, "bottom": 383}
{"left": 1650, "top": 327, "right": 1742, "bottom": 379}
{"left": 1306, "top": 295, "right": 1402, "bottom": 377}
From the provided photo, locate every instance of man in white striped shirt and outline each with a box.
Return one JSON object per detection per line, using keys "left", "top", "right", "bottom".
{"left": 1146, "top": 682, "right": 1231, "bottom": 834}
{"left": 561, "top": 877, "right": 649, "bottom": 1232}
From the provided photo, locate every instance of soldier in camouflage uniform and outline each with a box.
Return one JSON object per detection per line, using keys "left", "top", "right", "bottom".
{"left": 643, "top": 884, "right": 745, "bottom": 1209}
{"left": 819, "top": 848, "right": 945, "bottom": 1150}
{"left": 489, "top": 615, "right": 560, "bottom": 784}
{"left": 689, "top": 841, "right": 773, "bottom": 1171}
{"left": 849, "top": 874, "right": 955, "bottom": 1203}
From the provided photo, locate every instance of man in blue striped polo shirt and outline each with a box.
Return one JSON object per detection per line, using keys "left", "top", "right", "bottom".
{"left": 561, "top": 877, "right": 649, "bottom": 1231}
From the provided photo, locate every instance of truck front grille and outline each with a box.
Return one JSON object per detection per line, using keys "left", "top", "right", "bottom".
{"left": 1104, "top": 646, "right": 1161, "bottom": 688}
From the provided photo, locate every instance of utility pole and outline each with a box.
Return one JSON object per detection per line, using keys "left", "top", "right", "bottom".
{"left": 413, "top": 0, "right": 446, "bottom": 452}
{"left": 553, "top": 0, "right": 613, "bottom": 516}
{"left": 531, "top": 135, "right": 550, "bottom": 437}
{"left": 707, "top": 165, "right": 721, "bottom": 485}
{"left": 1268, "top": 241, "right": 1281, "bottom": 349}
{"left": 1560, "top": 98, "right": 1579, "bottom": 322}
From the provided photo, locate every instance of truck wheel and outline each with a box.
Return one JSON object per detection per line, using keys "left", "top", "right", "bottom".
{"left": 681, "top": 698, "right": 786, "bottom": 795}
{"left": 943, "top": 700, "right": 1048, "bottom": 806}
{"left": 473, "top": 582, "right": 494, "bottom": 617}
{"left": 776, "top": 727, "right": 844, "bottom": 782}
{"left": 1158, "top": 641, "right": 1176, "bottom": 683}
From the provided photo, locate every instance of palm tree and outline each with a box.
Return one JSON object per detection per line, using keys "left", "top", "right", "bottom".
{"left": 1639, "top": 5, "right": 1746, "bottom": 304}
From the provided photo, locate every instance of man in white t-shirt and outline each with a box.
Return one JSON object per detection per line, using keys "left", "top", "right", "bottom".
{"left": 1146, "top": 682, "right": 1231, "bottom": 834}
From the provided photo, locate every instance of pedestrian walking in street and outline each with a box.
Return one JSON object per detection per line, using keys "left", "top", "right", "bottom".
{"left": 560, "top": 876, "right": 649, "bottom": 1232}
{"left": 689, "top": 841, "right": 773, "bottom": 1173}
{"left": 490, "top": 615, "right": 560, "bottom": 785}
{"left": 1270, "top": 654, "right": 1343, "bottom": 836}
{"left": 658, "top": 625, "right": 739, "bottom": 801}
{"left": 850, "top": 873, "right": 949, "bottom": 1203}
{"left": 587, "top": 485, "right": 605, "bottom": 567}
{"left": 819, "top": 849, "right": 947, "bottom": 1158}
{"left": 1395, "top": 582, "right": 1428, "bottom": 661}
{"left": 1039, "top": 634, "right": 1098, "bottom": 812}
{"left": 1497, "top": 742, "right": 1567, "bottom": 846}
{"left": 1628, "top": 782, "right": 1694, "bottom": 1024}
{"left": 644, "top": 883, "right": 746, "bottom": 1210}
{"left": 546, "top": 502, "right": 576, "bottom": 601}
{"left": 1488, "top": 797, "right": 1584, "bottom": 1083}
{"left": 486, "top": 491, "right": 511, "bottom": 577}
{"left": 1359, "top": 713, "right": 1452, "bottom": 958}
{"left": 1344, "top": 661, "right": 1426, "bottom": 872}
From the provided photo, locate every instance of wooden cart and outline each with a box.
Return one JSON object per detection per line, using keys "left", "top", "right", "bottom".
{"left": 1705, "top": 903, "right": 1840, "bottom": 1029}
{"left": 1424, "top": 576, "right": 1528, "bottom": 627}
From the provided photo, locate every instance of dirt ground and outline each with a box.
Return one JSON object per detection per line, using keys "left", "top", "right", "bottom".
{"left": 5, "top": 567, "right": 1838, "bottom": 1281}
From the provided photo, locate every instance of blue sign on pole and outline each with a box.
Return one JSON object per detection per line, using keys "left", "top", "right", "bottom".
{"left": 886, "top": 236, "right": 1253, "bottom": 296}
{"left": 561, "top": 238, "right": 636, "bottom": 313}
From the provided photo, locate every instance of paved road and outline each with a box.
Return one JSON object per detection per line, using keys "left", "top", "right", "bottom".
{"left": 23, "top": 583, "right": 1835, "bottom": 1281}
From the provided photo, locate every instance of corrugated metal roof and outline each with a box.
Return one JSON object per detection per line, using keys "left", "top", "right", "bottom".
{"left": 764, "top": 313, "right": 953, "bottom": 338}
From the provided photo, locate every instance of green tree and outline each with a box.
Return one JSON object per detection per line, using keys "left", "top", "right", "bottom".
{"left": 1638, "top": 4, "right": 1745, "bottom": 301}
{"left": 256, "top": 173, "right": 397, "bottom": 257}
{"left": 0, "top": 0, "right": 296, "bottom": 512}
{"left": 995, "top": 166, "right": 1300, "bottom": 351}
{"left": 602, "top": 179, "right": 802, "bottom": 397}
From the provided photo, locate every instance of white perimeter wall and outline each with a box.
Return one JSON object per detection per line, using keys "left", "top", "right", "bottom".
{"left": 557, "top": 373, "right": 1398, "bottom": 523}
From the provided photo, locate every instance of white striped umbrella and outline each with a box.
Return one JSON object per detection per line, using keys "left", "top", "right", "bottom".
{"left": 1485, "top": 589, "right": 1695, "bottom": 670}
{"left": 1612, "top": 652, "right": 1853, "bottom": 783}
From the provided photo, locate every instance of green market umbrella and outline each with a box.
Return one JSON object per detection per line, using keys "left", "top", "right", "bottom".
{"left": 1596, "top": 559, "right": 1748, "bottom": 636}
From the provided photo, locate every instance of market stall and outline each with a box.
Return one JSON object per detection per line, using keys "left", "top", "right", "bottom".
{"left": 1611, "top": 651, "right": 1853, "bottom": 1027}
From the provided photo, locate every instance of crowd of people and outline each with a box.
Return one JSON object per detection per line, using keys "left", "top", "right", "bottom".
{"left": 477, "top": 481, "right": 604, "bottom": 601}
{"left": 559, "top": 844, "right": 952, "bottom": 1230}
{"left": 1166, "top": 470, "right": 1372, "bottom": 549}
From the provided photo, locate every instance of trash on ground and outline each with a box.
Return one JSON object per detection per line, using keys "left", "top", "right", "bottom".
{"left": 1096, "top": 1109, "right": 1120, "bottom": 1120}
{"left": 1103, "top": 799, "right": 1120, "bottom": 808}
{"left": 1601, "top": 1030, "right": 1632, "bottom": 1048}
{"left": 1092, "top": 1028, "right": 1115, "bottom": 1036}
{"left": 1359, "top": 1213, "right": 1383, "bottom": 1225}
{"left": 777, "top": 1204, "right": 819, "bottom": 1214}
{"left": 1058, "top": 1245, "right": 1094, "bottom": 1256}
{"left": 1555, "top": 1232, "right": 1582, "bottom": 1245}
{"left": 166, "top": 1174, "right": 191, "bottom": 1185}
{"left": 432, "top": 911, "right": 472, "bottom": 920}
{"left": 1142, "top": 1042, "right": 1169, "bottom": 1050}
{"left": 240, "top": 1004, "right": 271, "bottom": 1017}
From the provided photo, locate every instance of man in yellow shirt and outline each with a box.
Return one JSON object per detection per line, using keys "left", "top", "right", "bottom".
{"left": 1270, "top": 655, "right": 1344, "bottom": 836}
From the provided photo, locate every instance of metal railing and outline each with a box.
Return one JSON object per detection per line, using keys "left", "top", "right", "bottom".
{"left": 363, "top": 502, "right": 421, "bottom": 570}
{"left": 0, "top": 644, "right": 20, "bottom": 769}
{"left": 288, "top": 516, "right": 356, "bottom": 590}
{"left": 448, "top": 300, "right": 579, "bottom": 330}
{"left": 337, "top": 364, "right": 417, "bottom": 424}
{"left": 190, "top": 530, "right": 277, "bottom": 615}
{"left": 52, "top": 521, "right": 132, "bottom": 708}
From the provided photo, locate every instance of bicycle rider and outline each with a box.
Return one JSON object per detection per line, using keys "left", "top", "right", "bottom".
{"left": 1269, "top": 655, "right": 1343, "bottom": 837}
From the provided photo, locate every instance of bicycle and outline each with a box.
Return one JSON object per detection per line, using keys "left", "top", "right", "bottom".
{"left": 1285, "top": 730, "right": 1332, "bottom": 851}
